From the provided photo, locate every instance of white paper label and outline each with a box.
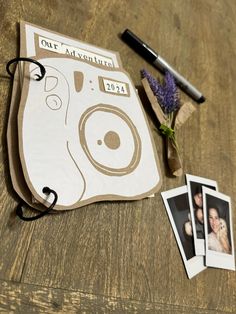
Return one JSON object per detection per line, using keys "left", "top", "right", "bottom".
{"left": 103, "top": 78, "right": 128, "bottom": 95}
{"left": 39, "top": 36, "right": 114, "bottom": 68}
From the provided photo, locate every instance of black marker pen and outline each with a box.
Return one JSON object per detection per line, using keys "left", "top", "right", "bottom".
{"left": 121, "top": 29, "right": 205, "bottom": 103}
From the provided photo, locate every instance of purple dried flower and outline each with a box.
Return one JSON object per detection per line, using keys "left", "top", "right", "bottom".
{"left": 141, "top": 69, "right": 165, "bottom": 105}
{"left": 141, "top": 69, "right": 180, "bottom": 114}
{"left": 163, "top": 71, "right": 180, "bottom": 114}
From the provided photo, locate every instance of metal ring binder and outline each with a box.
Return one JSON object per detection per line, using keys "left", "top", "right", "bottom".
{"left": 16, "top": 187, "right": 58, "bottom": 221}
{"left": 6, "top": 57, "right": 46, "bottom": 81}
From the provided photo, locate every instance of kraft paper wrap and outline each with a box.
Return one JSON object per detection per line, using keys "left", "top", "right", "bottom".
{"left": 141, "top": 78, "right": 196, "bottom": 177}
{"left": 166, "top": 137, "right": 182, "bottom": 177}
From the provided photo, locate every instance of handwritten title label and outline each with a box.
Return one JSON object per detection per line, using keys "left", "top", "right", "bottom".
{"left": 39, "top": 36, "right": 114, "bottom": 68}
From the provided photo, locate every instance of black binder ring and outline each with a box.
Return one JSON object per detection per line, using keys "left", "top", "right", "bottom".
{"left": 6, "top": 57, "right": 46, "bottom": 81}
{"left": 16, "top": 187, "right": 58, "bottom": 221}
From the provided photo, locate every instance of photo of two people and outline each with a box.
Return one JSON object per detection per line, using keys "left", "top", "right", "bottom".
{"left": 161, "top": 174, "right": 235, "bottom": 277}
{"left": 186, "top": 175, "right": 232, "bottom": 256}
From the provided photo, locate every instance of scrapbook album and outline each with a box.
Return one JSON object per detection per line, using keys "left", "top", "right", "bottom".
{"left": 7, "top": 22, "right": 162, "bottom": 216}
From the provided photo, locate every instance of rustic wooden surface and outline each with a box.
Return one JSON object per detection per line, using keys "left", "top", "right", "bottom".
{"left": 0, "top": 0, "right": 236, "bottom": 312}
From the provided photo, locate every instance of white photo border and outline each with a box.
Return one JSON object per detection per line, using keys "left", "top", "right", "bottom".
{"left": 161, "top": 185, "right": 206, "bottom": 279}
{"left": 203, "top": 187, "right": 235, "bottom": 271}
{"left": 186, "top": 174, "right": 218, "bottom": 256}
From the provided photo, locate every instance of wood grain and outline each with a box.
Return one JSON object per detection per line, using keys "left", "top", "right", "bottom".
{"left": 0, "top": 279, "right": 231, "bottom": 314}
{"left": 0, "top": 0, "right": 236, "bottom": 312}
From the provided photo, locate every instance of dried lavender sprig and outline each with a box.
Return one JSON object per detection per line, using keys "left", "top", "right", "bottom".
{"left": 141, "top": 69, "right": 180, "bottom": 115}
{"left": 163, "top": 71, "right": 180, "bottom": 114}
{"left": 141, "top": 69, "right": 165, "bottom": 106}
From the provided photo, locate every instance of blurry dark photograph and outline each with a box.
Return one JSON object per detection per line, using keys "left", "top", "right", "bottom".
{"left": 167, "top": 192, "right": 195, "bottom": 260}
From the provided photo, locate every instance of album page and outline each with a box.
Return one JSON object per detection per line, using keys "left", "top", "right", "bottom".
{"left": 8, "top": 22, "right": 162, "bottom": 210}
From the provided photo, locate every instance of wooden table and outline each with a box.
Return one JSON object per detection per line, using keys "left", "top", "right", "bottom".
{"left": 0, "top": 0, "right": 235, "bottom": 312}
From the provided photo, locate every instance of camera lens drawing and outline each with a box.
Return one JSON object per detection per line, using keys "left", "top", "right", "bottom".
{"left": 79, "top": 104, "right": 142, "bottom": 176}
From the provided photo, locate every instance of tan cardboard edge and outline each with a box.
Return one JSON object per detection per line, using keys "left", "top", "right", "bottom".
{"left": 6, "top": 66, "right": 57, "bottom": 212}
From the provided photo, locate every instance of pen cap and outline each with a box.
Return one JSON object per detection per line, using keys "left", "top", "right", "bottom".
{"left": 121, "top": 29, "right": 157, "bottom": 63}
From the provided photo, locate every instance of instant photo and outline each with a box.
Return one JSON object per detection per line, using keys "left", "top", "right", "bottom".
{"left": 186, "top": 174, "right": 218, "bottom": 255}
{"left": 203, "top": 187, "right": 235, "bottom": 271}
{"left": 161, "top": 186, "right": 206, "bottom": 279}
